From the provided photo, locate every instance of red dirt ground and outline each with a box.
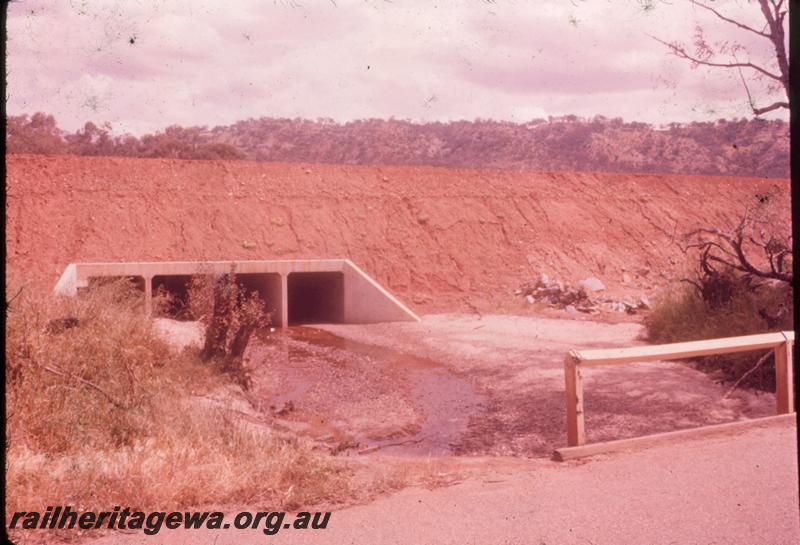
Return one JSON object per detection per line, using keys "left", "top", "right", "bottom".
{"left": 5, "top": 154, "right": 791, "bottom": 312}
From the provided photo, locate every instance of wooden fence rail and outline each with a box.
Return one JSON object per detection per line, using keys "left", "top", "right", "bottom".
{"left": 564, "top": 330, "right": 795, "bottom": 447}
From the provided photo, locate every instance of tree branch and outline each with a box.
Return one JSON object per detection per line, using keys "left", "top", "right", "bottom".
{"left": 684, "top": 209, "right": 793, "bottom": 285}
{"left": 757, "top": 0, "right": 789, "bottom": 94}
{"left": 751, "top": 101, "right": 789, "bottom": 115}
{"left": 41, "top": 364, "right": 131, "bottom": 410}
{"left": 5, "top": 284, "right": 25, "bottom": 312}
{"left": 690, "top": 0, "right": 770, "bottom": 37}
{"left": 652, "top": 36, "right": 784, "bottom": 82}
{"left": 736, "top": 64, "right": 757, "bottom": 112}
{"left": 651, "top": 0, "right": 789, "bottom": 112}
{"left": 723, "top": 350, "right": 772, "bottom": 398}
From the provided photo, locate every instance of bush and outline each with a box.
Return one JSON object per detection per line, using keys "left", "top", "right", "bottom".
{"left": 150, "top": 270, "right": 271, "bottom": 389}
{"left": 644, "top": 279, "right": 793, "bottom": 391}
{"left": 6, "top": 278, "right": 170, "bottom": 452}
{"left": 198, "top": 273, "right": 269, "bottom": 362}
{"left": 5, "top": 280, "right": 348, "bottom": 525}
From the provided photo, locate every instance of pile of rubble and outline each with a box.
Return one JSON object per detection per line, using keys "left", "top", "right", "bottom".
{"left": 516, "top": 273, "right": 650, "bottom": 315}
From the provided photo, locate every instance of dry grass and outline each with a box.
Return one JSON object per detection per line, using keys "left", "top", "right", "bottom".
{"left": 5, "top": 280, "right": 350, "bottom": 525}
{"left": 353, "top": 456, "right": 487, "bottom": 499}
{"left": 644, "top": 282, "right": 793, "bottom": 390}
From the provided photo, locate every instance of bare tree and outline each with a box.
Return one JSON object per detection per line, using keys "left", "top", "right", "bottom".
{"left": 681, "top": 207, "right": 792, "bottom": 309}
{"left": 653, "top": 0, "right": 788, "bottom": 116}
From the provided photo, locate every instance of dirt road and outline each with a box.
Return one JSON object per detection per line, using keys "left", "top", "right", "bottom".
{"left": 82, "top": 419, "right": 798, "bottom": 545}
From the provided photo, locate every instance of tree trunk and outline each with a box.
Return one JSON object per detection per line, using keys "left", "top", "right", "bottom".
{"left": 201, "top": 274, "right": 234, "bottom": 360}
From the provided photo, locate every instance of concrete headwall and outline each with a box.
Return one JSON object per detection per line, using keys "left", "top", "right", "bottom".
{"left": 53, "top": 259, "right": 420, "bottom": 326}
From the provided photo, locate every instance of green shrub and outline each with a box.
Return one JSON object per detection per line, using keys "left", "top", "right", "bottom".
{"left": 644, "top": 281, "right": 793, "bottom": 391}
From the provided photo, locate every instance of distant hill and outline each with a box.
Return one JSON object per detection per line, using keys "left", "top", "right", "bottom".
{"left": 7, "top": 113, "right": 789, "bottom": 178}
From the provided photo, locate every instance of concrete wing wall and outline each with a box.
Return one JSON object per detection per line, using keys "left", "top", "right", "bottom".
{"left": 342, "top": 260, "right": 420, "bottom": 323}
{"left": 53, "top": 263, "right": 80, "bottom": 296}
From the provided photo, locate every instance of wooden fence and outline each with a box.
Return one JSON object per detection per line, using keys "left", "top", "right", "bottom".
{"left": 564, "top": 331, "right": 795, "bottom": 447}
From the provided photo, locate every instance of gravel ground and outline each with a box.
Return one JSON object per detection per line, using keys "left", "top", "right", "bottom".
{"left": 317, "top": 313, "right": 776, "bottom": 455}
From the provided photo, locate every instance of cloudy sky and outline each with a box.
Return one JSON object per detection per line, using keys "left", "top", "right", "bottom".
{"left": 7, "top": 0, "right": 788, "bottom": 135}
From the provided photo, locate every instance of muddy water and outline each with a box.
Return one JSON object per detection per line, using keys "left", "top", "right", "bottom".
{"left": 246, "top": 326, "right": 484, "bottom": 456}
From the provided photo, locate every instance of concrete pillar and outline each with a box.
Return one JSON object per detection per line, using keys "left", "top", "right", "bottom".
{"left": 144, "top": 276, "right": 153, "bottom": 317}
{"left": 280, "top": 273, "right": 289, "bottom": 328}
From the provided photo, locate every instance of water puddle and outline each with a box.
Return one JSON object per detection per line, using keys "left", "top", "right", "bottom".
{"left": 245, "top": 326, "right": 484, "bottom": 456}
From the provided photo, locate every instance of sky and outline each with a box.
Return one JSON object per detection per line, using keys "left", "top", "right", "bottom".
{"left": 6, "top": 0, "right": 789, "bottom": 136}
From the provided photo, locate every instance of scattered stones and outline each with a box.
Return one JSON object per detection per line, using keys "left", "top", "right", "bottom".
{"left": 518, "top": 276, "right": 594, "bottom": 312}
{"left": 538, "top": 272, "right": 550, "bottom": 287}
{"left": 241, "top": 240, "right": 257, "bottom": 249}
{"left": 622, "top": 272, "right": 632, "bottom": 284}
{"left": 578, "top": 277, "right": 606, "bottom": 292}
{"left": 518, "top": 273, "right": 650, "bottom": 316}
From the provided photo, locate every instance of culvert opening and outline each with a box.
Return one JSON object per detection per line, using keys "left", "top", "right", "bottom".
{"left": 288, "top": 271, "right": 344, "bottom": 325}
{"left": 152, "top": 273, "right": 280, "bottom": 324}
{"left": 152, "top": 275, "right": 194, "bottom": 320}
{"left": 236, "top": 273, "right": 282, "bottom": 325}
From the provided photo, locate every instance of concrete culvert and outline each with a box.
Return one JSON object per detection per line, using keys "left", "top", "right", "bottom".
{"left": 53, "top": 260, "right": 420, "bottom": 326}
{"left": 234, "top": 272, "right": 281, "bottom": 324}
{"left": 152, "top": 274, "right": 194, "bottom": 320}
{"left": 287, "top": 271, "right": 344, "bottom": 325}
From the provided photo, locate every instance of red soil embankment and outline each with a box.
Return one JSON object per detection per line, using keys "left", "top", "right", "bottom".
{"left": 5, "top": 154, "right": 790, "bottom": 313}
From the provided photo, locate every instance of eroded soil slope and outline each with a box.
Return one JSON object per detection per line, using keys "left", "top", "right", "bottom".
{"left": 6, "top": 154, "right": 790, "bottom": 312}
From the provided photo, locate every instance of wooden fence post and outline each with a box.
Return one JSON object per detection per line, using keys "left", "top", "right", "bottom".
{"left": 565, "top": 352, "right": 585, "bottom": 447}
{"left": 775, "top": 334, "right": 794, "bottom": 414}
